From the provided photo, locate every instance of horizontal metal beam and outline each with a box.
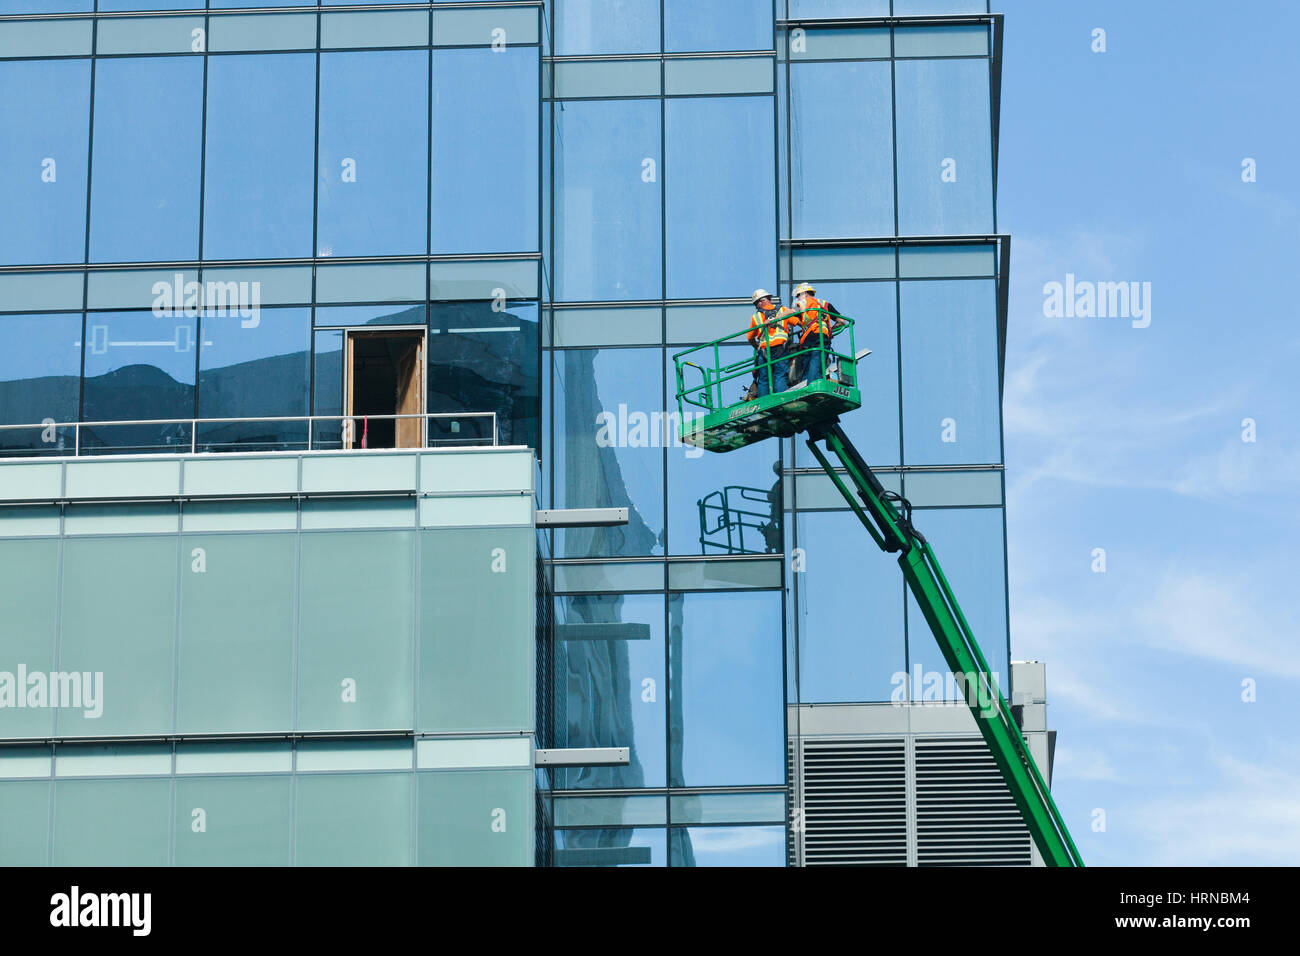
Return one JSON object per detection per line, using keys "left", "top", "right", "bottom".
{"left": 535, "top": 507, "right": 628, "bottom": 528}
{"left": 0, "top": 729, "right": 415, "bottom": 747}
{"left": 779, "top": 233, "right": 1007, "bottom": 248}
{"left": 776, "top": 14, "right": 995, "bottom": 27}
{"left": 535, "top": 747, "right": 629, "bottom": 767}
{"left": 0, "top": 254, "right": 541, "bottom": 272}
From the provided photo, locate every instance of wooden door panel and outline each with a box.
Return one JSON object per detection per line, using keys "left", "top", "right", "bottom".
{"left": 395, "top": 337, "right": 423, "bottom": 449}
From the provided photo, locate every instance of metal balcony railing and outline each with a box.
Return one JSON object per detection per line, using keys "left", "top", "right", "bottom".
{"left": 0, "top": 412, "right": 498, "bottom": 459}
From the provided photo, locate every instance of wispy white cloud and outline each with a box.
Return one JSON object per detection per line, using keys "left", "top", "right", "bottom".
{"left": 1046, "top": 668, "right": 1156, "bottom": 727}
{"left": 1010, "top": 593, "right": 1188, "bottom": 730}
{"left": 996, "top": 229, "right": 1281, "bottom": 503}
{"left": 1000, "top": 293, "right": 1295, "bottom": 505}
{"left": 1168, "top": 434, "right": 1300, "bottom": 500}
{"left": 685, "top": 826, "right": 784, "bottom": 854}
{"left": 1134, "top": 568, "right": 1300, "bottom": 680}
{"left": 1053, "top": 745, "right": 1120, "bottom": 782}
{"left": 1181, "top": 156, "right": 1300, "bottom": 230}
{"left": 1125, "top": 749, "right": 1300, "bottom": 866}
{"left": 1012, "top": 231, "right": 1153, "bottom": 298}
{"left": 1013, "top": 554, "right": 1300, "bottom": 702}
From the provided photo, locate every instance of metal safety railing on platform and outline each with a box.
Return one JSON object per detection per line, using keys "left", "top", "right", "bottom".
{"left": 672, "top": 308, "right": 859, "bottom": 416}
{"left": 0, "top": 412, "right": 498, "bottom": 459}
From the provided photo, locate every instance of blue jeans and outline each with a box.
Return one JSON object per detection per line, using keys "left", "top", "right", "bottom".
{"left": 755, "top": 344, "right": 789, "bottom": 397}
{"left": 799, "top": 332, "right": 832, "bottom": 382}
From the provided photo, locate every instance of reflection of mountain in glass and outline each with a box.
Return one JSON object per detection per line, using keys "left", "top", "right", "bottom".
{"left": 0, "top": 373, "right": 78, "bottom": 437}
{"left": 0, "top": 370, "right": 79, "bottom": 452}
{"left": 365, "top": 305, "right": 425, "bottom": 325}
{"left": 84, "top": 363, "right": 194, "bottom": 420}
{"left": 0, "top": 304, "right": 540, "bottom": 454}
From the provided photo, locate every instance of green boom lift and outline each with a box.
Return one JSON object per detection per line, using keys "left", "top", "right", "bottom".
{"left": 673, "top": 308, "right": 1084, "bottom": 867}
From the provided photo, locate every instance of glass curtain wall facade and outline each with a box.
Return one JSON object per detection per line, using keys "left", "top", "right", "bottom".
{"left": 0, "top": 0, "right": 1009, "bottom": 867}
{"left": 545, "top": 0, "right": 787, "bottom": 867}
{"left": 0, "top": 2, "right": 547, "bottom": 868}
{"left": 776, "top": 7, "right": 1009, "bottom": 716}
{"left": 781, "top": 3, "right": 1011, "bottom": 865}
{"left": 0, "top": 4, "right": 542, "bottom": 456}
{"left": 542, "top": 0, "right": 1009, "bottom": 866}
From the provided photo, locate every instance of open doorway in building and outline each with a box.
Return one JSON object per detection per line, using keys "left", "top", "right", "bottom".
{"left": 346, "top": 329, "right": 425, "bottom": 449}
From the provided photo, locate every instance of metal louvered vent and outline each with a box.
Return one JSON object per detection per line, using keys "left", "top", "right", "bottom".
{"left": 914, "top": 736, "right": 1031, "bottom": 867}
{"left": 786, "top": 738, "right": 798, "bottom": 865}
{"left": 799, "top": 738, "right": 907, "bottom": 866}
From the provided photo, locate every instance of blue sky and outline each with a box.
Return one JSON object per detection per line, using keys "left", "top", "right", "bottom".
{"left": 996, "top": 0, "right": 1300, "bottom": 864}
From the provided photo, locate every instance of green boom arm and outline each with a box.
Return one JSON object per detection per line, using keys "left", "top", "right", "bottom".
{"left": 805, "top": 420, "right": 1085, "bottom": 867}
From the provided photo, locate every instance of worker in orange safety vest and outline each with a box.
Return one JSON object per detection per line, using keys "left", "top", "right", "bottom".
{"left": 746, "top": 289, "right": 793, "bottom": 398}
{"left": 787, "top": 282, "right": 846, "bottom": 385}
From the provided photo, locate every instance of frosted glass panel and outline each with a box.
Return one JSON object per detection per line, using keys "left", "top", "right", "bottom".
{"left": 419, "top": 528, "right": 533, "bottom": 732}
{"left": 175, "top": 776, "right": 291, "bottom": 866}
{"left": 295, "top": 773, "right": 413, "bottom": 866}
{"left": 178, "top": 534, "right": 295, "bottom": 734}
{"left": 0, "top": 780, "right": 49, "bottom": 866}
{"left": 0, "top": 538, "right": 59, "bottom": 738}
{"left": 175, "top": 741, "right": 292, "bottom": 775}
{"left": 417, "top": 769, "right": 532, "bottom": 866}
{"left": 53, "top": 778, "right": 170, "bottom": 866}
{"left": 296, "top": 738, "right": 412, "bottom": 772}
{"left": 298, "top": 531, "right": 414, "bottom": 731}
{"left": 58, "top": 537, "right": 177, "bottom": 737}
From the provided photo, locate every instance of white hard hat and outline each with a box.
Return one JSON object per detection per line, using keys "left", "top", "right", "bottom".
{"left": 751, "top": 288, "right": 773, "bottom": 305}
{"left": 794, "top": 282, "right": 815, "bottom": 297}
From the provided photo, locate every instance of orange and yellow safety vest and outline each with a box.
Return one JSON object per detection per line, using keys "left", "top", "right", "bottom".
{"left": 791, "top": 296, "right": 838, "bottom": 342}
{"left": 747, "top": 308, "right": 791, "bottom": 350}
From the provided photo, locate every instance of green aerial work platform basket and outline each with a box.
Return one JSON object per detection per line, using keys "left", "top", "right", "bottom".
{"left": 672, "top": 308, "right": 863, "bottom": 452}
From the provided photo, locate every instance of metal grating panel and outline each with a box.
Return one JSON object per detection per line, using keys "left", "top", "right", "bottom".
{"left": 914, "top": 736, "right": 1031, "bottom": 867}
{"left": 798, "top": 737, "right": 908, "bottom": 866}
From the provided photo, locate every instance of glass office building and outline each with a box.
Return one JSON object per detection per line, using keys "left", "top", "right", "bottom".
{"left": 0, "top": 0, "right": 1027, "bottom": 866}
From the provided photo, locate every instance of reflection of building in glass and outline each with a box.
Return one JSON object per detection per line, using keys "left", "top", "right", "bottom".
{"left": 0, "top": 2, "right": 1039, "bottom": 868}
